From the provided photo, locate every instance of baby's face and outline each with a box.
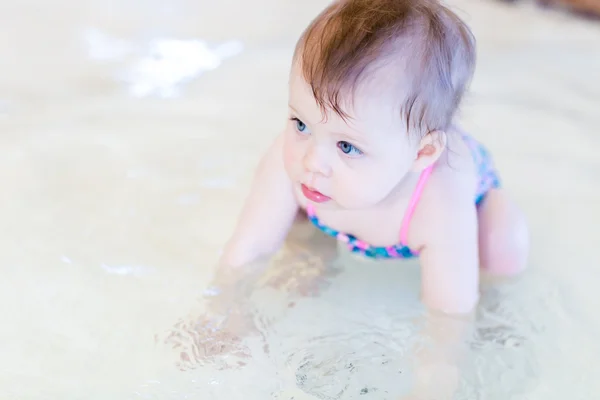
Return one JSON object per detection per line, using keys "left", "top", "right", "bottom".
{"left": 283, "top": 65, "right": 419, "bottom": 210}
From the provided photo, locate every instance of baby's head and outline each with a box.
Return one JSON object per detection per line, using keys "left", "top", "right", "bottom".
{"left": 283, "top": 0, "right": 476, "bottom": 209}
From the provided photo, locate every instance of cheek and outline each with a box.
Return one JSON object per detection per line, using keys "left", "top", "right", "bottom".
{"left": 282, "top": 131, "right": 304, "bottom": 177}
{"left": 333, "top": 157, "right": 409, "bottom": 207}
{"left": 339, "top": 173, "right": 396, "bottom": 204}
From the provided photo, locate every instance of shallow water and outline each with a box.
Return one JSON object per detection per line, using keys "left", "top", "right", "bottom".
{"left": 1, "top": 0, "right": 599, "bottom": 399}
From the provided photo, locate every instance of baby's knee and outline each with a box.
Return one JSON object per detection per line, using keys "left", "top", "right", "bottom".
{"left": 482, "top": 247, "right": 528, "bottom": 278}
{"left": 479, "top": 195, "right": 530, "bottom": 276}
{"left": 494, "top": 218, "right": 529, "bottom": 276}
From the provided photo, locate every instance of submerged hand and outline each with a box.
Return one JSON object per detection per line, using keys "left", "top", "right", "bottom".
{"left": 162, "top": 265, "right": 264, "bottom": 371}
{"left": 260, "top": 241, "right": 341, "bottom": 297}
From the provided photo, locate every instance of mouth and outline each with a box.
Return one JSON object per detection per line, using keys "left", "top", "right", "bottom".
{"left": 301, "top": 184, "right": 331, "bottom": 203}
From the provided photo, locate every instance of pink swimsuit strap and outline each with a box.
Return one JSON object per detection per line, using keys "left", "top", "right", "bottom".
{"left": 399, "top": 164, "right": 434, "bottom": 247}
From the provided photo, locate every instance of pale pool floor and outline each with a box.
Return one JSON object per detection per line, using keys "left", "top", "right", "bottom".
{"left": 0, "top": 0, "right": 599, "bottom": 399}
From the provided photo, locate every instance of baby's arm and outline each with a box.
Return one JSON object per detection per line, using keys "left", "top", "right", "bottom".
{"left": 419, "top": 190, "right": 479, "bottom": 314}
{"left": 188, "top": 134, "right": 297, "bottom": 351}
{"left": 403, "top": 185, "right": 479, "bottom": 398}
{"left": 219, "top": 132, "right": 299, "bottom": 268}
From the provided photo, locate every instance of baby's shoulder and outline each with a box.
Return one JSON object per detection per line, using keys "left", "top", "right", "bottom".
{"left": 409, "top": 131, "right": 479, "bottom": 243}
{"left": 431, "top": 131, "right": 478, "bottom": 196}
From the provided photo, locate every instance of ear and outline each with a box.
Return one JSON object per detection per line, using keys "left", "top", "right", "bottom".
{"left": 411, "top": 130, "right": 447, "bottom": 172}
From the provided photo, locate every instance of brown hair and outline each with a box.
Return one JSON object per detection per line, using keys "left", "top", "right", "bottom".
{"left": 293, "top": 0, "right": 476, "bottom": 135}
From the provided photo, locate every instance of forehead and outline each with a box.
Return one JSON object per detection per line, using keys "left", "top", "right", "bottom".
{"left": 288, "top": 62, "right": 407, "bottom": 138}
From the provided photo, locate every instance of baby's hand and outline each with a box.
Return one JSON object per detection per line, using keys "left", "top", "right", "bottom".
{"left": 260, "top": 240, "right": 341, "bottom": 298}
{"left": 164, "top": 310, "right": 253, "bottom": 371}
{"left": 162, "top": 267, "right": 263, "bottom": 371}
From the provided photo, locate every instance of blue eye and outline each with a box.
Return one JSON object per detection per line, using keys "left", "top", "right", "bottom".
{"left": 291, "top": 118, "right": 310, "bottom": 134}
{"left": 337, "top": 141, "right": 362, "bottom": 156}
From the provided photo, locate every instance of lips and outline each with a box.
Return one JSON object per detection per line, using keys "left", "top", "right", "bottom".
{"left": 301, "top": 184, "right": 331, "bottom": 203}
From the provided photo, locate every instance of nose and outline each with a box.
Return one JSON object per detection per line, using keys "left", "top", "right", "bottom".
{"left": 302, "top": 140, "right": 332, "bottom": 177}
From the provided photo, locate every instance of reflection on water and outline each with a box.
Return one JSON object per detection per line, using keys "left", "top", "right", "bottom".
{"left": 151, "top": 263, "right": 597, "bottom": 399}
{"left": 84, "top": 28, "right": 244, "bottom": 98}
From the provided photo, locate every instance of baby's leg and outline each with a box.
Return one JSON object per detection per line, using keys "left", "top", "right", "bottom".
{"left": 477, "top": 189, "right": 529, "bottom": 276}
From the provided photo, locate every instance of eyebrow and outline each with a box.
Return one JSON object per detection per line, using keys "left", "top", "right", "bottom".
{"left": 335, "top": 131, "right": 369, "bottom": 148}
{"left": 288, "top": 103, "right": 316, "bottom": 127}
{"left": 288, "top": 104, "right": 305, "bottom": 119}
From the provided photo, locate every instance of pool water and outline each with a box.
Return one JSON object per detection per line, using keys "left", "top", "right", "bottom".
{"left": 0, "top": 0, "right": 599, "bottom": 398}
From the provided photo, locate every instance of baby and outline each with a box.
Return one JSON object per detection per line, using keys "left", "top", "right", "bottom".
{"left": 218, "top": 0, "right": 530, "bottom": 315}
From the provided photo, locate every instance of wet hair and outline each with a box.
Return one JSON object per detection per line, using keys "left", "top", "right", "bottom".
{"left": 293, "top": 0, "right": 476, "bottom": 135}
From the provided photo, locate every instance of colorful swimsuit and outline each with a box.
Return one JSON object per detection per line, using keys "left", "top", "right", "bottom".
{"left": 306, "top": 133, "right": 501, "bottom": 259}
